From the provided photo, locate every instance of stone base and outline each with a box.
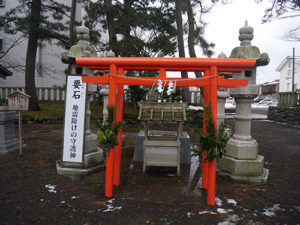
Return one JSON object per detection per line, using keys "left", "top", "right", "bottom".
{"left": 56, "top": 159, "right": 105, "bottom": 179}
{"left": 57, "top": 147, "right": 104, "bottom": 179}
{"left": 226, "top": 138, "right": 258, "bottom": 160}
{"left": 217, "top": 167, "right": 269, "bottom": 184}
{"left": 219, "top": 155, "right": 264, "bottom": 176}
{"left": 84, "top": 133, "right": 98, "bottom": 154}
{"left": 83, "top": 147, "right": 104, "bottom": 168}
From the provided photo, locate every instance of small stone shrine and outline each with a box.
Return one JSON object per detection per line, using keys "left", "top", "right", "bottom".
{"left": 136, "top": 101, "right": 189, "bottom": 176}
{"left": 56, "top": 22, "right": 104, "bottom": 178}
{"left": 218, "top": 21, "right": 270, "bottom": 183}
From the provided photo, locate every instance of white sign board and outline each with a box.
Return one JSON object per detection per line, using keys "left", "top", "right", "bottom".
{"left": 62, "top": 75, "right": 87, "bottom": 163}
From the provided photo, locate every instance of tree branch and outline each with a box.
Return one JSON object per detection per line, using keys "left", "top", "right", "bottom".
{"left": 0, "top": 34, "right": 27, "bottom": 59}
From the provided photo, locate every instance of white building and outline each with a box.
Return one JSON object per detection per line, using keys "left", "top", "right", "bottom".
{"left": 0, "top": 0, "right": 82, "bottom": 88}
{"left": 276, "top": 56, "right": 300, "bottom": 92}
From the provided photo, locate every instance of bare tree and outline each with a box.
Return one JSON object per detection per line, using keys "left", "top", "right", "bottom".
{"left": 259, "top": 0, "right": 300, "bottom": 41}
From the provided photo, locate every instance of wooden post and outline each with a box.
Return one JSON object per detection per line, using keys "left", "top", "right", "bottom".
{"left": 105, "top": 64, "right": 117, "bottom": 198}
{"left": 114, "top": 68, "right": 124, "bottom": 186}
{"left": 207, "top": 65, "right": 218, "bottom": 206}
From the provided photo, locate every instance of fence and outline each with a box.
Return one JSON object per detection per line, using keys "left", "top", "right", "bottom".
{"left": 0, "top": 86, "right": 201, "bottom": 104}
{"left": 279, "top": 91, "right": 300, "bottom": 107}
{"left": 0, "top": 87, "right": 65, "bottom": 102}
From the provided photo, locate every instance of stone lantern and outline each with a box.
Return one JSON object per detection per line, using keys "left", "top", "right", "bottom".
{"left": 56, "top": 22, "right": 104, "bottom": 178}
{"left": 100, "top": 50, "right": 115, "bottom": 124}
{"left": 218, "top": 21, "right": 270, "bottom": 183}
{"left": 217, "top": 52, "right": 230, "bottom": 129}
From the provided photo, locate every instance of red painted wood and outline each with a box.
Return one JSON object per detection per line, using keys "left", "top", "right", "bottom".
{"left": 76, "top": 57, "right": 256, "bottom": 69}
{"left": 207, "top": 65, "right": 218, "bottom": 206}
{"left": 105, "top": 64, "right": 117, "bottom": 198}
{"left": 114, "top": 69, "right": 124, "bottom": 186}
{"left": 202, "top": 69, "right": 209, "bottom": 191}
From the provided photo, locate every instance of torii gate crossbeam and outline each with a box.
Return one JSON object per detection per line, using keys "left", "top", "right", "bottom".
{"left": 76, "top": 57, "right": 256, "bottom": 206}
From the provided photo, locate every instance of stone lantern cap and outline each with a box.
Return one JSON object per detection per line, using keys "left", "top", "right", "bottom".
{"left": 61, "top": 21, "right": 97, "bottom": 64}
{"left": 230, "top": 21, "right": 269, "bottom": 67}
{"left": 239, "top": 21, "right": 254, "bottom": 46}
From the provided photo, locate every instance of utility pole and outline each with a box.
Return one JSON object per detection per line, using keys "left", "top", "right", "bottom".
{"left": 292, "top": 47, "right": 295, "bottom": 92}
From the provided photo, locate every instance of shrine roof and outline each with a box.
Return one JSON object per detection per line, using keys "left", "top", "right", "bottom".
{"left": 138, "top": 102, "right": 187, "bottom": 122}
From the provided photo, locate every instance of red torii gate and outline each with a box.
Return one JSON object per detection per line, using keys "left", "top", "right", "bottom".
{"left": 76, "top": 57, "right": 256, "bottom": 206}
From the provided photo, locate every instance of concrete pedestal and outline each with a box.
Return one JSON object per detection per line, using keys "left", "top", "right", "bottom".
{"left": 0, "top": 111, "right": 19, "bottom": 155}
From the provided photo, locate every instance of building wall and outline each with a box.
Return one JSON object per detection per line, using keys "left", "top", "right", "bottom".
{"left": 259, "top": 82, "right": 280, "bottom": 100}
{"left": 278, "top": 58, "right": 300, "bottom": 92}
{"left": 0, "top": 0, "right": 82, "bottom": 88}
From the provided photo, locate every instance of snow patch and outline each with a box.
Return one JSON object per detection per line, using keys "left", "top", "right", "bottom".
{"left": 103, "top": 199, "right": 122, "bottom": 213}
{"left": 186, "top": 212, "right": 194, "bottom": 218}
{"left": 129, "top": 163, "right": 134, "bottom": 170}
{"left": 217, "top": 222, "right": 235, "bottom": 225}
{"left": 227, "top": 199, "right": 237, "bottom": 206}
{"left": 107, "top": 199, "right": 114, "bottom": 204}
{"left": 217, "top": 208, "right": 233, "bottom": 214}
{"left": 218, "top": 214, "right": 239, "bottom": 225}
{"left": 263, "top": 204, "right": 281, "bottom": 217}
{"left": 198, "top": 210, "right": 216, "bottom": 215}
{"left": 215, "top": 197, "right": 222, "bottom": 207}
{"left": 188, "top": 106, "right": 203, "bottom": 111}
{"left": 45, "top": 184, "right": 57, "bottom": 193}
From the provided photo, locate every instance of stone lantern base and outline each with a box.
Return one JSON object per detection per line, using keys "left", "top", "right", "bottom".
{"left": 217, "top": 166, "right": 269, "bottom": 183}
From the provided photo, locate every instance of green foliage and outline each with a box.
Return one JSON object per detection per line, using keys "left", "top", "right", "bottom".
{"left": 94, "top": 106, "right": 122, "bottom": 152}
{"left": 84, "top": 0, "right": 177, "bottom": 56}
{"left": 193, "top": 105, "right": 229, "bottom": 162}
{"left": 0, "top": 0, "right": 70, "bottom": 47}
{"left": 125, "top": 85, "right": 147, "bottom": 107}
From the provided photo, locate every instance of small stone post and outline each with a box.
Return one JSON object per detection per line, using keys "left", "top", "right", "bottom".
{"left": 218, "top": 21, "right": 270, "bottom": 183}
{"left": 57, "top": 23, "right": 104, "bottom": 178}
{"left": 217, "top": 53, "right": 230, "bottom": 129}
{"left": 217, "top": 89, "right": 229, "bottom": 129}
{"left": 100, "top": 50, "right": 115, "bottom": 123}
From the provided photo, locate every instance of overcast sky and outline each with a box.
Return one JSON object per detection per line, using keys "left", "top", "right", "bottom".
{"left": 203, "top": 0, "right": 300, "bottom": 84}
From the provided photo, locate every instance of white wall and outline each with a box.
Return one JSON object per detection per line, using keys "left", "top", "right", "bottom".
{"left": 279, "top": 59, "right": 300, "bottom": 92}
{"left": 0, "top": 0, "right": 82, "bottom": 88}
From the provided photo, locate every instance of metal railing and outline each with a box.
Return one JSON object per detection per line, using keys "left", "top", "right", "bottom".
{"left": 279, "top": 91, "right": 300, "bottom": 107}
{"left": 0, "top": 87, "right": 65, "bottom": 102}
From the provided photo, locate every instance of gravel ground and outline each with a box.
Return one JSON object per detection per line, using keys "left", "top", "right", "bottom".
{"left": 0, "top": 120, "right": 300, "bottom": 225}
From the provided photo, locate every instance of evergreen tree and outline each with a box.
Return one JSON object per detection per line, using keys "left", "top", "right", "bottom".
{"left": 84, "top": 0, "right": 177, "bottom": 57}
{"left": 0, "top": 0, "right": 70, "bottom": 110}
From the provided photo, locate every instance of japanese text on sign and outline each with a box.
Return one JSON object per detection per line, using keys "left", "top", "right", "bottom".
{"left": 62, "top": 76, "right": 86, "bottom": 163}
